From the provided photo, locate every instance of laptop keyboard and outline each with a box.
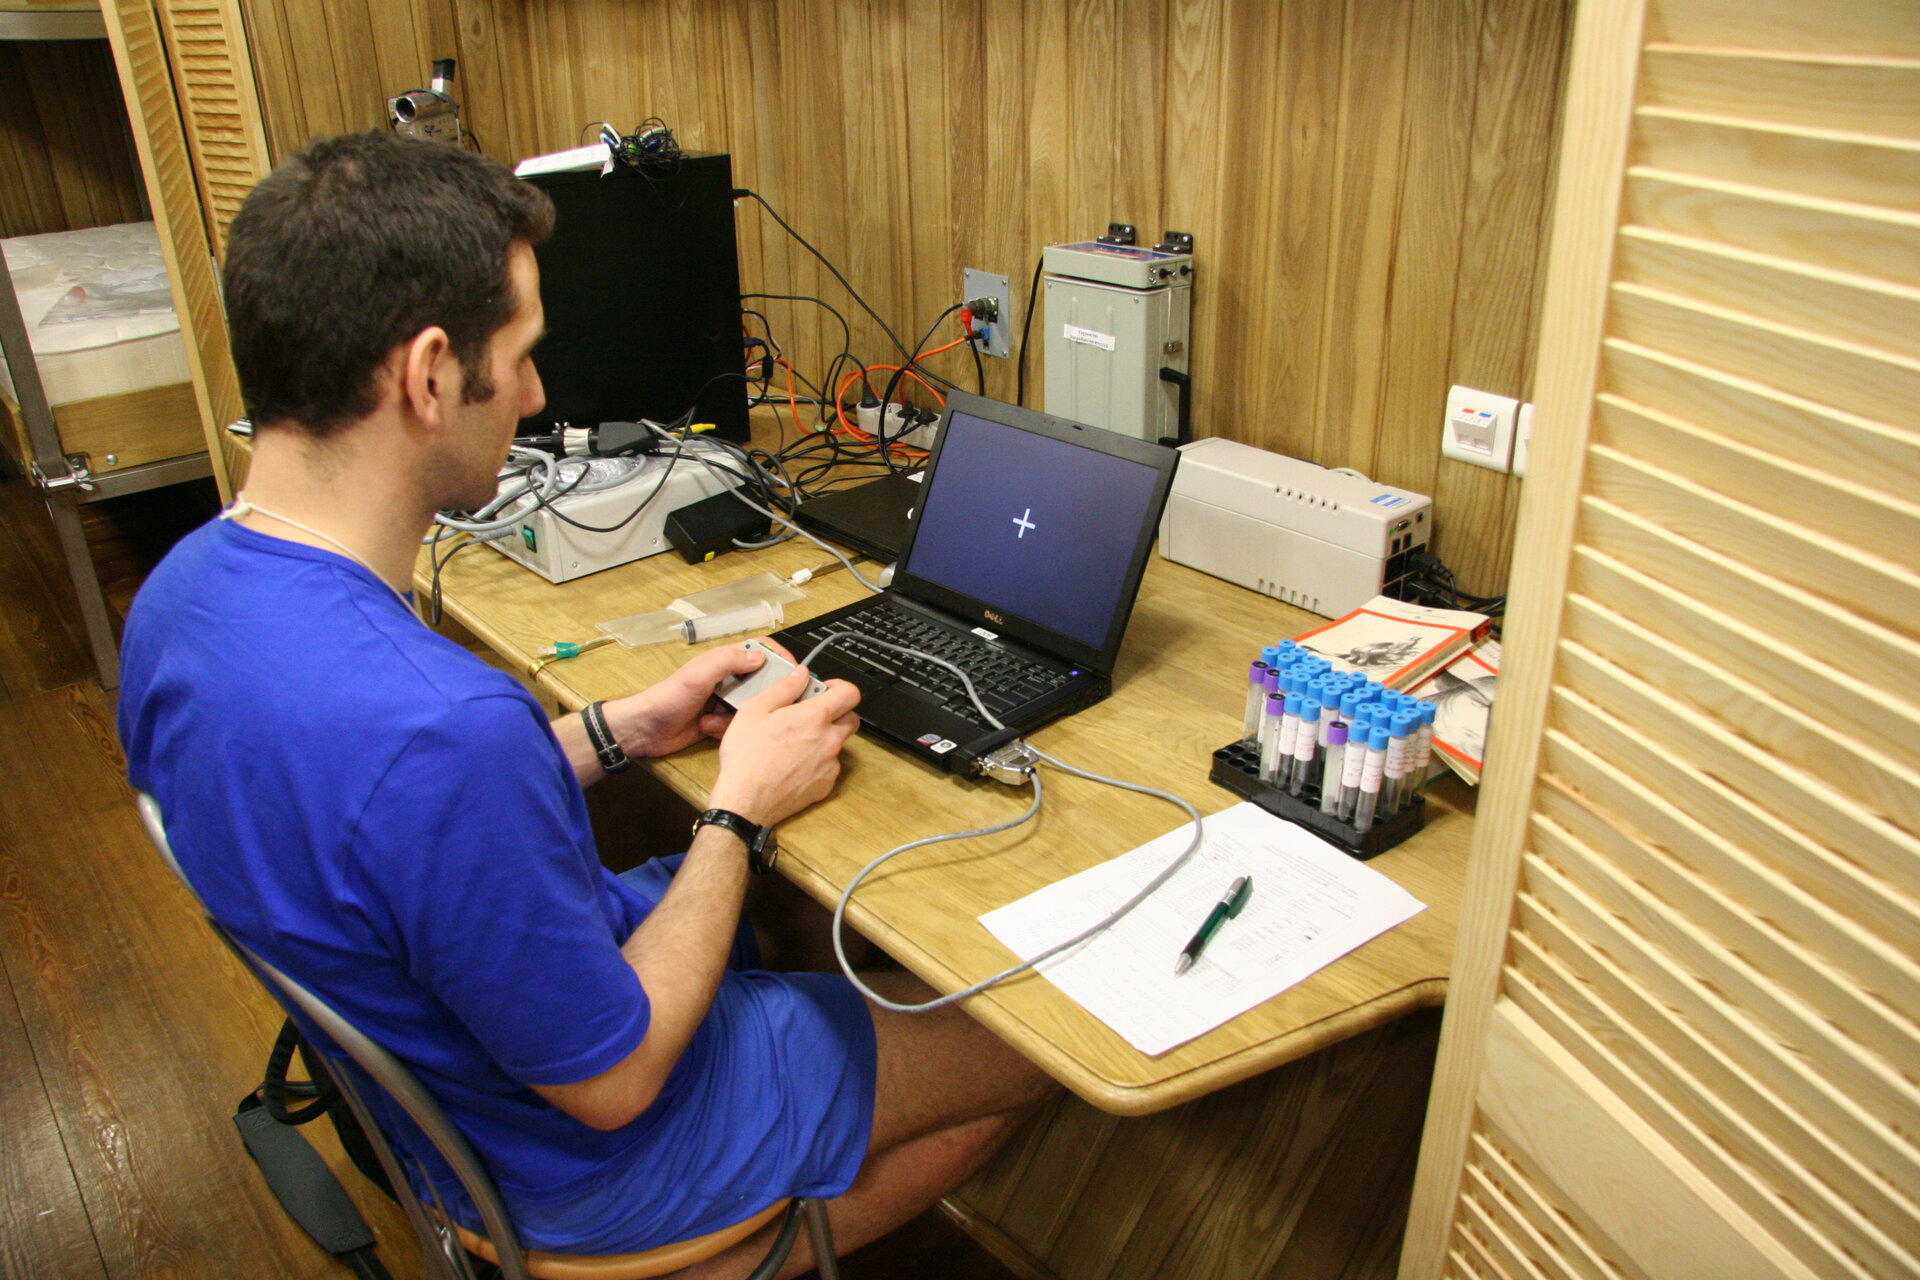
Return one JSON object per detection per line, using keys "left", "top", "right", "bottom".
{"left": 792, "top": 601, "right": 1074, "bottom": 724}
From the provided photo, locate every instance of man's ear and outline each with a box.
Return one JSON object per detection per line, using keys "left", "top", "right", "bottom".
{"left": 397, "top": 326, "right": 456, "bottom": 428}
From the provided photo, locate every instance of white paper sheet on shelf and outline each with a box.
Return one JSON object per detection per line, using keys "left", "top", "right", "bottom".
{"left": 979, "top": 801, "right": 1425, "bottom": 1057}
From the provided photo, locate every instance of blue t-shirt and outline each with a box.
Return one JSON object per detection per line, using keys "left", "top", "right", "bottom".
{"left": 116, "top": 520, "right": 702, "bottom": 1214}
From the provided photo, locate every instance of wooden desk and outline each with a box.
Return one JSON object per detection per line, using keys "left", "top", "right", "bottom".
{"left": 422, "top": 525, "right": 1471, "bottom": 1117}
{"left": 419, "top": 456, "right": 1472, "bottom": 1279}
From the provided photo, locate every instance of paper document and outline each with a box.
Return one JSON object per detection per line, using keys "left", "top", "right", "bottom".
{"left": 980, "top": 802, "right": 1425, "bottom": 1056}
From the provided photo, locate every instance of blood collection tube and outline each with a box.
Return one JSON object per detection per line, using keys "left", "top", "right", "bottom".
{"left": 1275, "top": 695, "right": 1303, "bottom": 787}
{"left": 1354, "top": 726, "right": 1389, "bottom": 834}
{"left": 1242, "top": 661, "right": 1270, "bottom": 740}
{"left": 1314, "top": 684, "right": 1336, "bottom": 769}
{"left": 1338, "top": 723, "right": 1366, "bottom": 821}
{"left": 1339, "top": 688, "right": 1364, "bottom": 730}
{"left": 1258, "top": 692, "right": 1288, "bottom": 782}
{"left": 1321, "top": 721, "right": 1348, "bottom": 815}
{"left": 1384, "top": 713, "right": 1416, "bottom": 813}
{"left": 1290, "top": 699, "right": 1321, "bottom": 796}
{"left": 1308, "top": 677, "right": 1333, "bottom": 727}
{"left": 1412, "top": 700, "right": 1437, "bottom": 794}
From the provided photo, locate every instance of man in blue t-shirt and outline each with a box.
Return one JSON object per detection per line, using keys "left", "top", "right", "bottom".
{"left": 118, "top": 133, "right": 1052, "bottom": 1275}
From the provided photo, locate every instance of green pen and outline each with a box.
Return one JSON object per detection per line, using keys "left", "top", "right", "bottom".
{"left": 1174, "top": 875, "right": 1253, "bottom": 975}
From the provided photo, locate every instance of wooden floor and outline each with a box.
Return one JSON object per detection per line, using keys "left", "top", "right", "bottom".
{"left": 0, "top": 471, "right": 1016, "bottom": 1280}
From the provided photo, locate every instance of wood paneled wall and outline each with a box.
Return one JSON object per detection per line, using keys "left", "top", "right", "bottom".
{"left": 0, "top": 39, "right": 146, "bottom": 238}
{"left": 235, "top": 0, "right": 1572, "bottom": 597}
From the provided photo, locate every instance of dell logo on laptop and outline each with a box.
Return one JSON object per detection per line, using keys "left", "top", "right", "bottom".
{"left": 983, "top": 609, "right": 1005, "bottom": 624}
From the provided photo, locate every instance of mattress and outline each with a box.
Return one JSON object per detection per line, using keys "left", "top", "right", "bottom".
{"left": 0, "top": 221, "right": 188, "bottom": 407}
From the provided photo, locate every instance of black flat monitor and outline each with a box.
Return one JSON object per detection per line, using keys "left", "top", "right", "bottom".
{"left": 519, "top": 154, "right": 748, "bottom": 443}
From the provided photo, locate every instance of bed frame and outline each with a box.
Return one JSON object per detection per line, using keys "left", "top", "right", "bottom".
{"left": 1, "top": 6, "right": 212, "bottom": 689}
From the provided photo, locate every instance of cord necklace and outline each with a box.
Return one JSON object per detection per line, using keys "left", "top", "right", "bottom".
{"left": 222, "top": 494, "right": 412, "bottom": 610}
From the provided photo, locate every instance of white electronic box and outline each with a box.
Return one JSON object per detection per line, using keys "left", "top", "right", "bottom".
{"left": 1158, "top": 437, "right": 1432, "bottom": 618}
{"left": 487, "top": 454, "right": 735, "bottom": 584}
{"left": 1042, "top": 237, "right": 1193, "bottom": 445}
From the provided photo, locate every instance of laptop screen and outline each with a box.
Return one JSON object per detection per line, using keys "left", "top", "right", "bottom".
{"left": 900, "top": 404, "right": 1171, "bottom": 652}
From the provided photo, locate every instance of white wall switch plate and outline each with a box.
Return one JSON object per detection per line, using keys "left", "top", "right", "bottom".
{"left": 1512, "top": 401, "right": 1534, "bottom": 477}
{"left": 1441, "top": 384, "right": 1518, "bottom": 472}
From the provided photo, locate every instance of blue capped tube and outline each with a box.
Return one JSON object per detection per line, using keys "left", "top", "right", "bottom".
{"left": 1322, "top": 720, "right": 1349, "bottom": 815}
{"left": 1291, "top": 699, "right": 1322, "bottom": 796}
{"left": 1338, "top": 720, "right": 1367, "bottom": 821}
{"left": 1275, "top": 694, "right": 1304, "bottom": 787}
{"left": 1411, "top": 700, "right": 1437, "bottom": 796}
{"left": 1354, "top": 726, "right": 1390, "bottom": 834}
{"left": 1313, "top": 680, "right": 1337, "bottom": 762}
{"left": 1385, "top": 713, "right": 1417, "bottom": 812}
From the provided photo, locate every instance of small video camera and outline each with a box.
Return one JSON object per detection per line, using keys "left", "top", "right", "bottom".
{"left": 389, "top": 58, "right": 462, "bottom": 145}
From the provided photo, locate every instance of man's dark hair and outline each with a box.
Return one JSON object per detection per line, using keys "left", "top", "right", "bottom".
{"left": 224, "top": 132, "right": 554, "bottom": 436}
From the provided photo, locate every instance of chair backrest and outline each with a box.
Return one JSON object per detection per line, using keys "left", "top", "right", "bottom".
{"left": 134, "top": 793, "right": 535, "bottom": 1280}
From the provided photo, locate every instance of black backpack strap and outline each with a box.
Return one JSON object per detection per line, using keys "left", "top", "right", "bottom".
{"left": 236, "top": 1018, "right": 393, "bottom": 1279}
{"left": 261, "top": 1018, "right": 338, "bottom": 1124}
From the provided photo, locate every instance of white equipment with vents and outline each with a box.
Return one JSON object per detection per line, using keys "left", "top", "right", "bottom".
{"left": 1157, "top": 437, "right": 1432, "bottom": 618}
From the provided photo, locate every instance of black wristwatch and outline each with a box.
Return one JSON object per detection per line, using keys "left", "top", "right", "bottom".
{"left": 580, "top": 701, "right": 631, "bottom": 775}
{"left": 692, "top": 808, "right": 778, "bottom": 874}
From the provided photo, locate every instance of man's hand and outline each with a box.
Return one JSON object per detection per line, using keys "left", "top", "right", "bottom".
{"left": 708, "top": 664, "right": 861, "bottom": 827}
{"left": 599, "top": 638, "right": 791, "bottom": 760}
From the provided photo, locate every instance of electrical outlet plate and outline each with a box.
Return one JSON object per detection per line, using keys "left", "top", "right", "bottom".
{"left": 1441, "top": 384, "right": 1518, "bottom": 472}
{"left": 962, "top": 268, "right": 1011, "bottom": 358}
{"left": 1512, "top": 402, "right": 1534, "bottom": 477}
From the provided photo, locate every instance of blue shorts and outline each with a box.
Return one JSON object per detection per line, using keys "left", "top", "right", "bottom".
{"left": 503, "top": 856, "right": 878, "bottom": 1253}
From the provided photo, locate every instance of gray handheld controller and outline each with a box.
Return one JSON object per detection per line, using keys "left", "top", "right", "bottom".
{"left": 715, "top": 640, "right": 829, "bottom": 710}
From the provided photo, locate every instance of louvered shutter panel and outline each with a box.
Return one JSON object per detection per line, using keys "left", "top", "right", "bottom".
{"left": 99, "top": 0, "right": 252, "bottom": 497}
{"left": 153, "top": 0, "right": 269, "bottom": 260}
{"left": 1400, "top": 1, "right": 1920, "bottom": 1278}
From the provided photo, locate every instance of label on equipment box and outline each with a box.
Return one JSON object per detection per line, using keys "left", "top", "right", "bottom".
{"left": 1063, "top": 323, "right": 1117, "bottom": 351}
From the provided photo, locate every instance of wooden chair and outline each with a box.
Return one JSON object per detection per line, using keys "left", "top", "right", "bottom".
{"left": 136, "top": 793, "right": 841, "bottom": 1280}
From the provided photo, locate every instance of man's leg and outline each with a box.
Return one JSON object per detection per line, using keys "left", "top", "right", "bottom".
{"left": 743, "top": 870, "right": 877, "bottom": 973}
{"left": 673, "top": 971, "right": 1058, "bottom": 1280}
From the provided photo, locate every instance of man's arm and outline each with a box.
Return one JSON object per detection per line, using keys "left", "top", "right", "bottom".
{"left": 531, "top": 668, "right": 860, "bottom": 1130}
{"left": 551, "top": 643, "right": 777, "bottom": 787}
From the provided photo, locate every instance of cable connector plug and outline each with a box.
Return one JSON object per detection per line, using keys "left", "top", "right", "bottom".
{"left": 975, "top": 739, "right": 1040, "bottom": 786}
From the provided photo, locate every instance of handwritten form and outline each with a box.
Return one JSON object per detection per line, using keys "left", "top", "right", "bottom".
{"left": 979, "top": 801, "right": 1426, "bottom": 1056}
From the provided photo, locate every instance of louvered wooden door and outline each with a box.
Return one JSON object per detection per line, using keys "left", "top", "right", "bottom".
{"left": 152, "top": 0, "right": 271, "bottom": 260}
{"left": 98, "top": 0, "right": 267, "bottom": 498}
{"left": 1398, "top": 1, "right": 1920, "bottom": 1278}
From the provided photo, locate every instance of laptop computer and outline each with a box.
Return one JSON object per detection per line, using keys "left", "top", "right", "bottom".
{"left": 790, "top": 470, "right": 922, "bottom": 563}
{"left": 774, "top": 391, "right": 1180, "bottom": 774}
